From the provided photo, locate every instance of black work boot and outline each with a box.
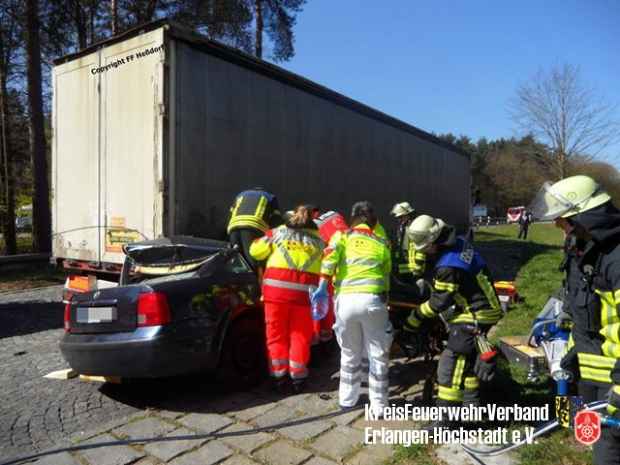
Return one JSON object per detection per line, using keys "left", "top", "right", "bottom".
{"left": 273, "top": 377, "right": 289, "bottom": 395}
{"left": 292, "top": 379, "right": 306, "bottom": 394}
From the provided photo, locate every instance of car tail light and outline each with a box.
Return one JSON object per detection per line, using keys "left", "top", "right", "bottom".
{"left": 137, "top": 292, "right": 171, "bottom": 327}
{"left": 64, "top": 302, "right": 71, "bottom": 332}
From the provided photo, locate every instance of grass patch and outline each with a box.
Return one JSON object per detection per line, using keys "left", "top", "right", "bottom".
{"left": 476, "top": 224, "right": 565, "bottom": 338}
{"left": 477, "top": 223, "right": 592, "bottom": 465}
{"left": 388, "top": 443, "right": 440, "bottom": 465}
{"left": 517, "top": 428, "right": 591, "bottom": 465}
{"left": 0, "top": 264, "right": 65, "bottom": 292}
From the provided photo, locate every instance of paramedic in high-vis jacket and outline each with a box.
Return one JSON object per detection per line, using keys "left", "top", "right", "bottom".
{"left": 531, "top": 175, "right": 620, "bottom": 465}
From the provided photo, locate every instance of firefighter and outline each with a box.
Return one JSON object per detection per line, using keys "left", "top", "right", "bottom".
{"left": 530, "top": 175, "right": 620, "bottom": 465}
{"left": 401, "top": 215, "right": 503, "bottom": 412}
{"left": 312, "top": 201, "right": 392, "bottom": 415}
{"left": 249, "top": 205, "right": 325, "bottom": 393}
{"left": 390, "top": 202, "right": 425, "bottom": 281}
{"left": 227, "top": 188, "right": 282, "bottom": 271}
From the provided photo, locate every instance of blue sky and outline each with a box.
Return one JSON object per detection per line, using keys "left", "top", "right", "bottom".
{"left": 280, "top": 1, "right": 620, "bottom": 167}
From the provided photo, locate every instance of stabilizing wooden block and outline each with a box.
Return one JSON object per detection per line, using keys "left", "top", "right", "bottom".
{"left": 43, "top": 368, "right": 78, "bottom": 380}
{"left": 79, "top": 375, "right": 122, "bottom": 384}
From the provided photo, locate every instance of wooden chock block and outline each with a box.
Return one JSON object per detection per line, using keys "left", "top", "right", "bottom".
{"left": 43, "top": 368, "right": 78, "bottom": 380}
{"left": 79, "top": 375, "right": 122, "bottom": 384}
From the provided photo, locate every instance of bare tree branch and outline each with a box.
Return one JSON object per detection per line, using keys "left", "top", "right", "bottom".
{"left": 509, "top": 63, "right": 620, "bottom": 179}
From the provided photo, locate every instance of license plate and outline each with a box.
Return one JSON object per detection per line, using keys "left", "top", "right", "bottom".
{"left": 76, "top": 306, "right": 117, "bottom": 323}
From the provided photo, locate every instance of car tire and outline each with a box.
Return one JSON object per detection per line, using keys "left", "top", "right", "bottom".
{"left": 216, "top": 312, "right": 267, "bottom": 389}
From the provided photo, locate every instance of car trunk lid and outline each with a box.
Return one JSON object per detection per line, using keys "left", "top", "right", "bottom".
{"left": 68, "top": 285, "right": 145, "bottom": 334}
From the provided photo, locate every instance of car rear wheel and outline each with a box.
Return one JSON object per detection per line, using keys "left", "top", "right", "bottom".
{"left": 216, "top": 312, "right": 267, "bottom": 389}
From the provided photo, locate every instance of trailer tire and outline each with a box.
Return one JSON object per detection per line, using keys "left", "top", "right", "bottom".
{"left": 216, "top": 313, "right": 267, "bottom": 389}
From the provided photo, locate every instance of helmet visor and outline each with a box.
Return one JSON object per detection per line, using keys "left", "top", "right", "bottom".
{"left": 529, "top": 182, "right": 576, "bottom": 221}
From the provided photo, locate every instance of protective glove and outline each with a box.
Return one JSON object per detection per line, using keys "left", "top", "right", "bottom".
{"left": 555, "top": 310, "right": 572, "bottom": 329}
{"left": 560, "top": 346, "right": 579, "bottom": 381}
{"left": 398, "top": 312, "right": 423, "bottom": 358}
{"left": 415, "top": 279, "right": 432, "bottom": 302}
{"left": 607, "top": 386, "right": 620, "bottom": 419}
{"left": 310, "top": 279, "right": 329, "bottom": 308}
{"left": 474, "top": 354, "right": 497, "bottom": 382}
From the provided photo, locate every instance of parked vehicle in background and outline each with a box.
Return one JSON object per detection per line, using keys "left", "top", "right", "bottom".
{"left": 15, "top": 216, "right": 33, "bottom": 232}
{"left": 60, "top": 237, "right": 266, "bottom": 385}
{"left": 51, "top": 19, "right": 470, "bottom": 294}
{"left": 472, "top": 204, "right": 488, "bottom": 218}
{"left": 507, "top": 206, "right": 526, "bottom": 223}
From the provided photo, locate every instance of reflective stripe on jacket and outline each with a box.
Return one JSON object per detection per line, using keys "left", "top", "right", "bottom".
{"left": 555, "top": 202, "right": 620, "bottom": 399}
{"left": 397, "top": 242, "right": 426, "bottom": 276}
{"left": 408, "top": 237, "right": 502, "bottom": 328}
{"left": 320, "top": 224, "right": 391, "bottom": 294}
{"left": 250, "top": 225, "right": 324, "bottom": 303}
{"left": 227, "top": 190, "right": 281, "bottom": 233}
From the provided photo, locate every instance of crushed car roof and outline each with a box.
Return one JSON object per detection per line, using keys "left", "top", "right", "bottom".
{"left": 123, "top": 236, "right": 230, "bottom": 267}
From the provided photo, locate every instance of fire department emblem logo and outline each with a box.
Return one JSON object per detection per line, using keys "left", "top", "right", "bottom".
{"left": 574, "top": 410, "right": 601, "bottom": 445}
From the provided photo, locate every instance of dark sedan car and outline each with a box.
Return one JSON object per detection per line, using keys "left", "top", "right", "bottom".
{"left": 60, "top": 237, "right": 266, "bottom": 384}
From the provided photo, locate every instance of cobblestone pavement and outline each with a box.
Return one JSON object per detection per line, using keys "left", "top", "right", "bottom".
{"left": 0, "top": 287, "right": 434, "bottom": 465}
{"left": 0, "top": 289, "right": 140, "bottom": 459}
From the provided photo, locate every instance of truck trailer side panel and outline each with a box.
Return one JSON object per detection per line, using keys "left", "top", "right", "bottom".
{"left": 170, "top": 36, "right": 470, "bottom": 240}
{"left": 52, "top": 21, "right": 470, "bottom": 270}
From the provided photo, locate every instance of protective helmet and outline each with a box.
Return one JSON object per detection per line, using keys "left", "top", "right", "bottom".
{"left": 391, "top": 202, "right": 415, "bottom": 218}
{"left": 529, "top": 175, "right": 611, "bottom": 221}
{"left": 407, "top": 215, "right": 446, "bottom": 250}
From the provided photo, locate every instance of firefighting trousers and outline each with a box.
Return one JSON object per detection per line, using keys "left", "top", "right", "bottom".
{"left": 579, "top": 382, "right": 620, "bottom": 465}
{"left": 264, "top": 302, "right": 313, "bottom": 380}
{"left": 333, "top": 293, "right": 393, "bottom": 412}
{"left": 437, "top": 325, "right": 481, "bottom": 406}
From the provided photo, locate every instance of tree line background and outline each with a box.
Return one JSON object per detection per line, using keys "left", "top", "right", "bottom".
{"left": 0, "top": 0, "right": 306, "bottom": 255}
{"left": 0, "top": 1, "right": 618, "bottom": 255}
{"left": 438, "top": 131, "right": 620, "bottom": 218}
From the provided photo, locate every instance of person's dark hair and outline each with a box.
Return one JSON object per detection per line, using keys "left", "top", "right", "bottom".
{"left": 287, "top": 205, "right": 317, "bottom": 229}
{"left": 350, "top": 201, "right": 377, "bottom": 228}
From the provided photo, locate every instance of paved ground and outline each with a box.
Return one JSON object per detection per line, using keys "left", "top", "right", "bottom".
{"left": 0, "top": 286, "right": 433, "bottom": 465}
{"left": 0, "top": 274, "right": 518, "bottom": 465}
{"left": 0, "top": 288, "right": 140, "bottom": 459}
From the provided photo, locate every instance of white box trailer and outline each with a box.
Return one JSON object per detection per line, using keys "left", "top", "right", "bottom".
{"left": 52, "top": 20, "right": 471, "bottom": 278}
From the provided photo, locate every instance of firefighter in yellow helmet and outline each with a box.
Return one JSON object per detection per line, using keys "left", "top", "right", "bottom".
{"left": 401, "top": 215, "right": 502, "bottom": 417}
{"left": 530, "top": 175, "right": 620, "bottom": 465}
{"left": 390, "top": 202, "right": 425, "bottom": 281}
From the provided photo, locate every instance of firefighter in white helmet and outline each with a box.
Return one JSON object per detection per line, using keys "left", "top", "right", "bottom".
{"left": 530, "top": 175, "right": 620, "bottom": 465}
{"left": 401, "top": 215, "right": 503, "bottom": 417}
{"left": 390, "top": 202, "right": 425, "bottom": 281}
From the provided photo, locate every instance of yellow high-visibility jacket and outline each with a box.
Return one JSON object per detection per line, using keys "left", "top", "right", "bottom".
{"left": 320, "top": 224, "right": 391, "bottom": 295}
